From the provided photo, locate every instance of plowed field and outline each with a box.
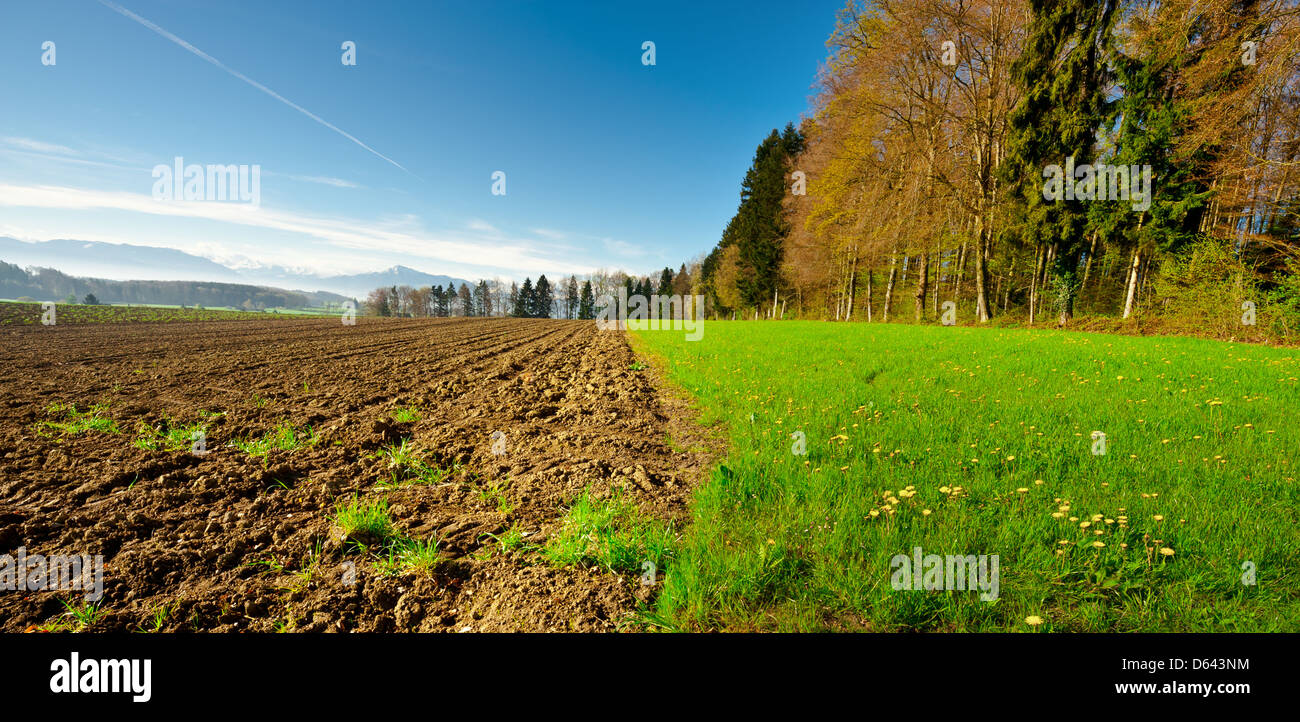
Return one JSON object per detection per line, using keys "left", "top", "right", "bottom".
{"left": 0, "top": 317, "right": 714, "bottom": 632}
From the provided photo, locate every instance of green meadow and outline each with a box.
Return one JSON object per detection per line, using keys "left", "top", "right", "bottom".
{"left": 632, "top": 321, "right": 1300, "bottom": 631}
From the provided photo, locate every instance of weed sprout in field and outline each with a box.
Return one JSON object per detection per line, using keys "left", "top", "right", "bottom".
{"left": 42, "top": 403, "right": 119, "bottom": 435}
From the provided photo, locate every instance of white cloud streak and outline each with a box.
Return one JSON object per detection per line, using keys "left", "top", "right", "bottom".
{"left": 95, "top": 1, "right": 417, "bottom": 179}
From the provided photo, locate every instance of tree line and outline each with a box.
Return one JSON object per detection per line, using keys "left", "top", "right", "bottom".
{"left": 363, "top": 266, "right": 701, "bottom": 320}
{"left": 695, "top": 0, "right": 1300, "bottom": 338}
{"left": 0, "top": 261, "right": 351, "bottom": 309}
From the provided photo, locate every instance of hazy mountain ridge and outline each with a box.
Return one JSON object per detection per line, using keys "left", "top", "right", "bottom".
{"left": 0, "top": 238, "right": 474, "bottom": 299}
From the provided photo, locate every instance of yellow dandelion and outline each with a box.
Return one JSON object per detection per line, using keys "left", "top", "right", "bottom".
{"left": 1092, "top": 541, "right": 1105, "bottom": 548}
{"left": 1025, "top": 616, "right": 1044, "bottom": 626}
{"left": 1160, "top": 547, "right": 1175, "bottom": 556}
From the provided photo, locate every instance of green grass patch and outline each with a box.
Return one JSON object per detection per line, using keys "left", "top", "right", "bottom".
{"left": 376, "top": 438, "right": 459, "bottom": 487}
{"left": 331, "top": 495, "right": 395, "bottom": 543}
{"left": 543, "top": 489, "right": 678, "bottom": 579}
{"left": 390, "top": 406, "right": 421, "bottom": 423}
{"left": 132, "top": 416, "right": 211, "bottom": 452}
{"left": 42, "top": 402, "right": 119, "bottom": 435}
{"left": 331, "top": 495, "right": 440, "bottom": 576}
{"left": 633, "top": 320, "right": 1300, "bottom": 631}
{"left": 230, "top": 421, "right": 318, "bottom": 458}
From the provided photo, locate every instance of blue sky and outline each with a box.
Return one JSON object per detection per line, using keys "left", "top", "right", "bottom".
{"left": 0, "top": 0, "right": 843, "bottom": 281}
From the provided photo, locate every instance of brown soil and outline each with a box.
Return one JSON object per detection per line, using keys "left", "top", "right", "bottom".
{"left": 0, "top": 317, "right": 716, "bottom": 632}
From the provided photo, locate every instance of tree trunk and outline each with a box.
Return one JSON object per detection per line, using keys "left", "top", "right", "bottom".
{"left": 973, "top": 216, "right": 992, "bottom": 322}
{"left": 914, "top": 253, "right": 929, "bottom": 321}
{"left": 883, "top": 253, "right": 899, "bottom": 322}
{"left": 1122, "top": 247, "right": 1141, "bottom": 319}
{"left": 865, "top": 270, "right": 874, "bottom": 322}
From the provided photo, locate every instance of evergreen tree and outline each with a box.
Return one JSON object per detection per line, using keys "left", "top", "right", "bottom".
{"left": 734, "top": 124, "right": 804, "bottom": 308}
{"left": 532, "top": 274, "right": 554, "bottom": 318}
{"left": 514, "top": 278, "right": 533, "bottom": 317}
{"left": 83, "top": 293, "right": 99, "bottom": 305}
{"left": 578, "top": 280, "right": 595, "bottom": 319}
{"left": 657, "top": 267, "right": 674, "bottom": 295}
{"left": 475, "top": 280, "right": 491, "bottom": 316}
{"left": 457, "top": 283, "right": 474, "bottom": 316}
{"left": 1002, "top": 0, "right": 1120, "bottom": 325}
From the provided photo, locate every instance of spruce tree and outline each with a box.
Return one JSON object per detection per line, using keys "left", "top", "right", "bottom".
{"left": 657, "top": 267, "right": 674, "bottom": 295}
{"left": 514, "top": 278, "right": 533, "bottom": 317}
{"left": 1002, "top": 0, "right": 1120, "bottom": 325}
{"left": 457, "top": 283, "right": 474, "bottom": 316}
{"left": 532, "top": 275, "right": 554, "bottom": 318}
{"left": 578, "top": 280, "right": 595, "bottom": 319}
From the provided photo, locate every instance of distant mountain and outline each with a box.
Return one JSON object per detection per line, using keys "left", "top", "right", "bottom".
{"left": 0, "top": 237, "right": 242, "bottom": 283}
{"left": 0, "top": 261, "right": 351, "bottom": 309}
{"left": 311, "top": 265, "right": 474, "bottom": 299}
{"left": 0, "top": 238, "right": 474, "bottom": 299}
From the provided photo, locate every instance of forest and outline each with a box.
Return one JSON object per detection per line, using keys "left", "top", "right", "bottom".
{"left": 694, "top": 0, "right": 1300, "bottom": 341}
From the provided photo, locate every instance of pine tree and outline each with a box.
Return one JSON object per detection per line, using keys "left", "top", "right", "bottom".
{"left": 475, "top": 280, "right": 491, "bottom": 316}
{"left": 532, "top": 275, "right": 554, "bottom": 318}
{"left": 735, "top": 124, "right": 804, "bottom": 308}
{"left": 657, "top": 267, "right": 674, "bottom": 295}
{"left": 1002, "top": 0, "right": 1120, "bottom": 326}
{"left": 514, "top": 278, "right": 533, "bottom": 317}
{"left": 457, "top": 283, "right": 474, "bottom": 316}
{"left": 578, "top": 280, "right": 595, "bottom": 319}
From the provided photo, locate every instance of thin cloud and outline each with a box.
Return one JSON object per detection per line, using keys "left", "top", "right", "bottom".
{"left": 0, "top": 182, "right": 595, "bottom": 277}
{"left": 272, "top": 172, "right": 361, "bottom": 189}
{"left": 2, "top": 137, "right": 78, "bottom": 155}
{"left": 96, "top": 1, "right": 417, "bottom": 179}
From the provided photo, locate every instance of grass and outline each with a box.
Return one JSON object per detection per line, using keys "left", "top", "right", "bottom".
{"left": 42, "top": 402, "right": 119, "bottom": 435}
{"left": 478, "top": 522, "right": 533, "bottom": 558}
{"left": 375, "top": 538, "right": 441, "bottom": 577}
{"left": 332, "top": 495, "right": 395, "bottom": 544}
{"left": 38, "top": 600, "right": 105, "bottom": 632}
{"left": 0, "top": 300, "right": 309, "bottom": 325}
{"left": 543, "top": 489, "right": 678, "bottom": 579}
{"left": 376, "top": 438, "right": 459, "bottom": 487}
{"left": 230, "top": 421, "right": 319, "bottom": 458}
{"left": 633, "top": 320, "right": 1300, "bottom": 632}
{"left": 132, "top": 416, "right": 210, "bottom": 452}
{"left": 390, "top": 406, "right": 421, "bottom": 423}
{"left": 331, "top": 495, "right": 440, "bottom": 576}
{"left": 471, "top": 476, "right": 515, "bottom": 514}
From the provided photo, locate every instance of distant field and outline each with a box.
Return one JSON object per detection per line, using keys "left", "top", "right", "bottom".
{"left": 0, "top": 301, "right": 338, "bottom": 325}
{"left": 633, "top": 321, "right": 1300, "bottom": 631}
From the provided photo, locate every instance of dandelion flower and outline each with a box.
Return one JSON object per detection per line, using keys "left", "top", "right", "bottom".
{"left": 1093, "top": 541, "right": 1105, "bottom": 548}
{"left": 1026, "top": 616, "right": 1044, "bottom": 626}
{"left": 1160, "top": 547, "right": 1175, "bottom": 556}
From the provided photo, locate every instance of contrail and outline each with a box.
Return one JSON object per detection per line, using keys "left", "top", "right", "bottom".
{"left": 96, "top": 0, "right": 418, "bottom": 179}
